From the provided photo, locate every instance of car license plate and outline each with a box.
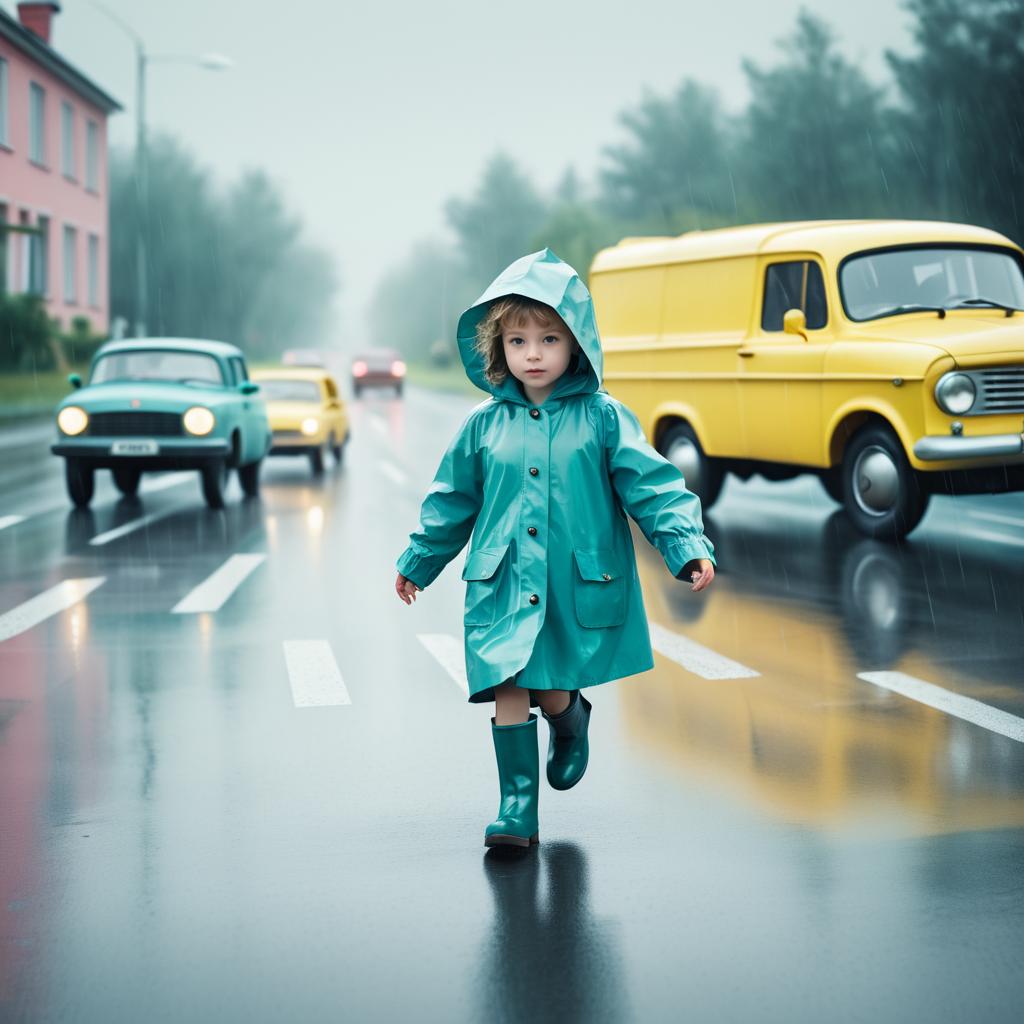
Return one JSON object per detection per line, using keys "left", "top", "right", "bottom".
{"left": 110, "top": 439, "right": 159, "bottom": 456}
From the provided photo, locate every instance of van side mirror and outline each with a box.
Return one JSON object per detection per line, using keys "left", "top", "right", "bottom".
{"left": 239, "top": 381, "right": 259, "bottom": 395}
{"left": 783, "top": 308, "right": 808, "bottom": 340}
{"left": 68, "top": 373, "right": 83, "bottom": 389}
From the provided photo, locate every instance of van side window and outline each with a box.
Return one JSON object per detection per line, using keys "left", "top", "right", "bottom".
{"left": 762, "top": 261, "right": 828, "bottom": 331}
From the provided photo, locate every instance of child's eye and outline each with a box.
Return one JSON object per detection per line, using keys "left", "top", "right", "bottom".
{"left": 508, "top": 337, "right": 524, "bottom": 346}
{"left": 543, "top": 335, "right": 560, "bottom": 344}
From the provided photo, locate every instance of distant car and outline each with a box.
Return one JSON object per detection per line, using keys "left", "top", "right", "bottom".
{"left": 281, "top": 348, "right": 327, "bottom": 368}
{"left": 351, "top": 349, "right": 406, "bottom": 397}
{"left": 51, "top": 338, "right": 271, "bottom": 510}
{"left": 251, "top": 367, "right": 350, "bottom": 474}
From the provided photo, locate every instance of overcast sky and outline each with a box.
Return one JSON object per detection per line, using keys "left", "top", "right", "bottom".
{"left": 10, "top": 0, "right": 914, "bottom": 339}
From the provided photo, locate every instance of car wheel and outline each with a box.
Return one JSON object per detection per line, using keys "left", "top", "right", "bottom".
{"left": 841, "top": 424, "right": 928, "bottom": 540}
{"left": 238, "top": 458, "right": 262, "bottom": 498}
{"left": 658, "top": 423, "right": 724, "bottom": 508}
{"left": 353, "top": 384, "right": 362, "bottom": 398}
{"left": 65, "top": 459, "right": 95, "bottom": 508}
{"left": 330, "top": 433, "right": 343, "bottom": 462}
{"left": 112, "top": 467, "right": 141, "bottom": 497}
{"left": 309, "top": 446, "right": 325, "bottom": 475}
{"left": 395, "top": 382, "right": 404, "bottom": 398}
{"left": 201, "top": 459, "right": 229, "bottom": 509}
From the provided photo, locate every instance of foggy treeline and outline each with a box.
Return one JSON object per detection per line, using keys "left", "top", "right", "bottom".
{"left": 109, "top": 137, "right": 338, "bottom": 360}
{"left": 371, "top": 0, "right": 1024, "bottom": 361}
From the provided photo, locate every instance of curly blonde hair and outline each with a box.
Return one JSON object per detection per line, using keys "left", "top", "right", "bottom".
{"left": 474, "top": 296, "right": 564, "bottom": 387}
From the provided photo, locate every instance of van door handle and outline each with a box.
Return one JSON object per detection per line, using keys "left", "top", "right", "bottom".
{"left": 738, "top": 349, "right": 755, "bottom": 358}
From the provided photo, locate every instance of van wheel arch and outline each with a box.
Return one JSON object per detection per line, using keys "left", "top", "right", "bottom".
{"left": 655, "top": 417, "right": 724, "bottom": 508}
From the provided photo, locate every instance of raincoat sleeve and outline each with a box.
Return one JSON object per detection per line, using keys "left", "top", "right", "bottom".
{"left": 395, "top": 412, "right": 483, "bottom": 589}
{"left": 603, "top": 399, "right": 716, "bottom": 575}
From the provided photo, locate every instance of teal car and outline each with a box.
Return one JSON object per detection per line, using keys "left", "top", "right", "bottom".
{"left": 52, "top": 338, "right": 271, "bottom": 509}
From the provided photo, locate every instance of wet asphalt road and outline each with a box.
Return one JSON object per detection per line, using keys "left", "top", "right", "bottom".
{"left": 1, "top": 385, "right": 1023, "bottom": 1023}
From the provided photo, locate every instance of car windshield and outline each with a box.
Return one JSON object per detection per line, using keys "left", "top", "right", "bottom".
{"left": 259, "top": 380, "right": 322, "bottom": 402}
{"left": 840, "top": 246, "right": 1024, "bottom": 321}
{"left": 92, "top": 350, "right": 225, "bottom": 385}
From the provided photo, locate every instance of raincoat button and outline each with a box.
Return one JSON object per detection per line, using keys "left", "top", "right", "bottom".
{"left": 529, "top": 594, "right": 539, "bottom": 605}
{"left": 529, "top": 467, "right": 539, "bottom": 476}
{"left": 530, "top": 408, "right": 540, "bottom": 419}
{"left": 527, "top": 527, "right": 537, "bottom": 536}
{"left": 602, "top": 573, "right": 611, "bottom": 581}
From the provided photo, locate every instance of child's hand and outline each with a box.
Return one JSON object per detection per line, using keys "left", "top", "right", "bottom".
{"left": 395, "top": 573, "right": 421, "bottom": 605}
{"left": 683, "top": 559, "right": 715, "bottom": 593}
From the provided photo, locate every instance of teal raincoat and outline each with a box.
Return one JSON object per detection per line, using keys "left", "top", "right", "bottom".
{"left": 396, "top": 249, "right": 716, "bottom": 704}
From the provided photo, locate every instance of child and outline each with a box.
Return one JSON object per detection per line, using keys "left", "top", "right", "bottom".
{"left": 395, "top": 249, "right": 715, "bottom": 849}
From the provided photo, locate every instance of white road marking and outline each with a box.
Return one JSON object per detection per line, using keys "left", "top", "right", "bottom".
{"left": 649, "top": 622, "right": 761, "bottom": 680}
{"left": 172, "top": 553, "right": 266, "bottom": 614}
{"left": 0, "top": 515, "right": 26, "bottom": 532}
{"left": 379, "top": 460, "right": 407, "bottom": 486}
{"left": 283, "top": 639, "right": 351, "bottom": 707}
{"left": 369, "top": 414, "right": 387, "bottom": 436}
{"left": 966, "top": 508, "right": 1024, "bottom": 530}
{"left": 417, "top": 633, "right": 469, "bottom": 695}
{"left": 89, "top": 506, "right": 183, "bottom": 546}
{"left": 953, "top": 527, "right": 1024, "bottom": 549}
{"left": 858, "top": 671, "right": 1024, "bottom": 743}
{"left": 0, "top": 577, "right": 105, "bottom": 644}
{"left": 140, "top": 471, "right": 193, "bottom": 495}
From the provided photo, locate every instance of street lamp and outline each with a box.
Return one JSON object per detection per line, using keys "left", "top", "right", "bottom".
{"left": 86, "top": 2, "right": 232, "bottom": 337}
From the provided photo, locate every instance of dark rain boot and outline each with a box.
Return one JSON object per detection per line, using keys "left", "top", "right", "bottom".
{"left": 541, "top": 690, "right": 592, "bottom": 791}
{"left": 484, "top": 714, "right": 540, "bottom": 848}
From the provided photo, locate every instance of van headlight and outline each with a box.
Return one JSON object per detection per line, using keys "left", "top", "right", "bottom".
{"left": 58, "top": 406, "right": 89, "bottom": 435}
{"left": 183, "top": 406, "right": 216, "bottom": 436}
{"left": 935, "top": 373, "right": 976, "bottom": 415}
{"left": 301, "top": 417, "right": 319, "bottom": 436}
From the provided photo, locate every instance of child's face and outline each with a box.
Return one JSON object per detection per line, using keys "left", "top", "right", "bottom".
{"left": 500, "top": 310, "right": 578, "bottom": 399}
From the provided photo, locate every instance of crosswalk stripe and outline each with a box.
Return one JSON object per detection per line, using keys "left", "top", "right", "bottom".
{"left": 379, "top": 460, "right": 407, "bottom": 486}
{"left": 649, "top": 621, "right": 761, "bottom": 680}
{"left": 417, "top": 633, "right": 468, "bottom": 695}
{"left": 89, "top": 506, "right": 182, "bottom": 546}
{"left": 0, "top": 577, "right": 106, "bottom": 644}
{"left": 0, "top": 515, "right": 26, "bottom": 532}
{"left": 283, "top": 640, "right": 351, "bottom": 707}
{"left": 858, "top": 671, "right": 1024, "bottom": 743}
{"left": 172, "top": 553, "right": 266, "bottom": 614}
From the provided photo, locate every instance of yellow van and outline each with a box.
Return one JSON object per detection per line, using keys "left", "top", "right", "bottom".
{"left": 590, "top": 220, "right": 1024, "bottom": 539}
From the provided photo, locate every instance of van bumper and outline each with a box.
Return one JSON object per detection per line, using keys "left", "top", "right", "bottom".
{"left": 913, "top": 433, "right": 1024, "bottom": 461}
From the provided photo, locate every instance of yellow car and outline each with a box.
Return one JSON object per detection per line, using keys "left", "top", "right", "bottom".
{"left": 590, "top": 220, "right": 1024, "bottom": 539}
{"left": 251, "top": 367, "right": 349, "bottom": 474}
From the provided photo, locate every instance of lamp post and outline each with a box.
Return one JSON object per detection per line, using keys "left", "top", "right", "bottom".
{"left": 86, "top": 2, "right": 231, "bottom": 336}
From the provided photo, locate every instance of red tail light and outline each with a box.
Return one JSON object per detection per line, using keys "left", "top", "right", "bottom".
{"left": 391, "top": 360, "right": 407, "bottom": 377}
{"left": 352, "top": 361, "right": 368, "bottom": 377}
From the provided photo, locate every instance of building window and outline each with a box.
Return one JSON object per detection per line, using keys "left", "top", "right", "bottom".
{"left": 61, "top": 100, "right": 75, "bottom": 179}
{"left": 29, "top": 82, "right": 46, "bottom": 164}
{"left": 85, "top": 120, "right": 99, "bottom": 191}
{"left": 88, "top": 233, "right": 99, "bottom": 307}
{"left": 0, "top": 59, "right": 9, "bottom": 147}
{"left": 29, "top": 215, "right": 49, "bottom": 295}
{"left": 63, "top": 225, "right": 77, "bottom": 303}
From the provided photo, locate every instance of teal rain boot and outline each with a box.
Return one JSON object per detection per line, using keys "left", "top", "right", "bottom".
{"left": 484, "top": 714, "right": 540, "bottom": 848}
{"left": 541, "top": 691, "right": 592, "bottom": 791}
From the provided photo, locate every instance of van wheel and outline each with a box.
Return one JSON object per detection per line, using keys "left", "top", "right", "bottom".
{"left": 112, "top": 467, "right": 141, "bottom": 496}
{"left": 238, "top": 458, "right": 262, "bottom": 497}
{"left": 659, "top": 423, "right": 724, "bottom": 508}
{"left": 841, "top": 424, "right": 928, "bottom": 540}
{"left": 201, "top": 459, "right": 229, "bottom": 509}
{"left": 66, "top": 459, "right": 95, "bottom": 508}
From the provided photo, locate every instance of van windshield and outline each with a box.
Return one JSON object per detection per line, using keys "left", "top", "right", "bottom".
{"left": 840, "top": 246, "right": 1024, "bottom": 321}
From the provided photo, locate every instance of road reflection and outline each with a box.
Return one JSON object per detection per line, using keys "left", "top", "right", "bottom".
{"left": 629, "top": 509, "right": 1024, "bottom": 835}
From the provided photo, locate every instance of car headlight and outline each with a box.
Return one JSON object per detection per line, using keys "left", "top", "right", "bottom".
{"left": 183, "top": 406, "right": 216, "bottom": 436}
{"left": 301, "top": 417, "right": 320, "bottom": 436}
{"left": 58, "top": 406, "right": 89, "bottom": 436}
{"left": 935, "top": 373, "right": 976, "bottom": 415}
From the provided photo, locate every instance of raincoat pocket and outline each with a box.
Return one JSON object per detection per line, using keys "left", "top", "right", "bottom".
{"left": 462, "top": 544, "right": 510, "bottom": 627}
{"left": 572, "top": 549, "right": 626, "bottom": 629}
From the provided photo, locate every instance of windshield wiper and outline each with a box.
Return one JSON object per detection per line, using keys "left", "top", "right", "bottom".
{"left": 950, "top": 297, "right": 1020, "bottom": 316}
{"left": 871, "top": 304, "right": 947, "bottom": 320}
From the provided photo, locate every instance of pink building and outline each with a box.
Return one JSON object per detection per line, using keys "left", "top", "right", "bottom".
{"left": 0, "top": 2, "right": 121, "bottom": 332}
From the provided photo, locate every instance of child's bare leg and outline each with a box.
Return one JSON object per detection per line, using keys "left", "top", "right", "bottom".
{"left": 533, "top": 689, "right": 571, "bottom": 717}
{"left": 494, "top": 679, "right": 531, "bottom": 725}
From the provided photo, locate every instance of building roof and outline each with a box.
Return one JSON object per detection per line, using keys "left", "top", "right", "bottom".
{"left": 97, "top": 337, "right": 244, "bottom": 358}
{"left": 590, "top": 220, "right": 1020, "bottom": 273}
{"left": 0, "top": 8, "right": 122, "bottom": 114}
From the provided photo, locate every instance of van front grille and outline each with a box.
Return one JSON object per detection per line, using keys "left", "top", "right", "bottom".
{"left": 88, "top": 411, "right": 184, "bottom": 436}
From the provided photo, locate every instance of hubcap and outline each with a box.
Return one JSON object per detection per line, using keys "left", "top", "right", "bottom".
{"left": 666, "top": 437, "right": 703, "bottom": 492}
{"left": 852, "top": 446, "right": 899, "bottom": 516}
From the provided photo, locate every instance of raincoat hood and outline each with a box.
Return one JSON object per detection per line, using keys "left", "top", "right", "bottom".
{"left": 456, "top": 249, "right": 603, "bottom": 404}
